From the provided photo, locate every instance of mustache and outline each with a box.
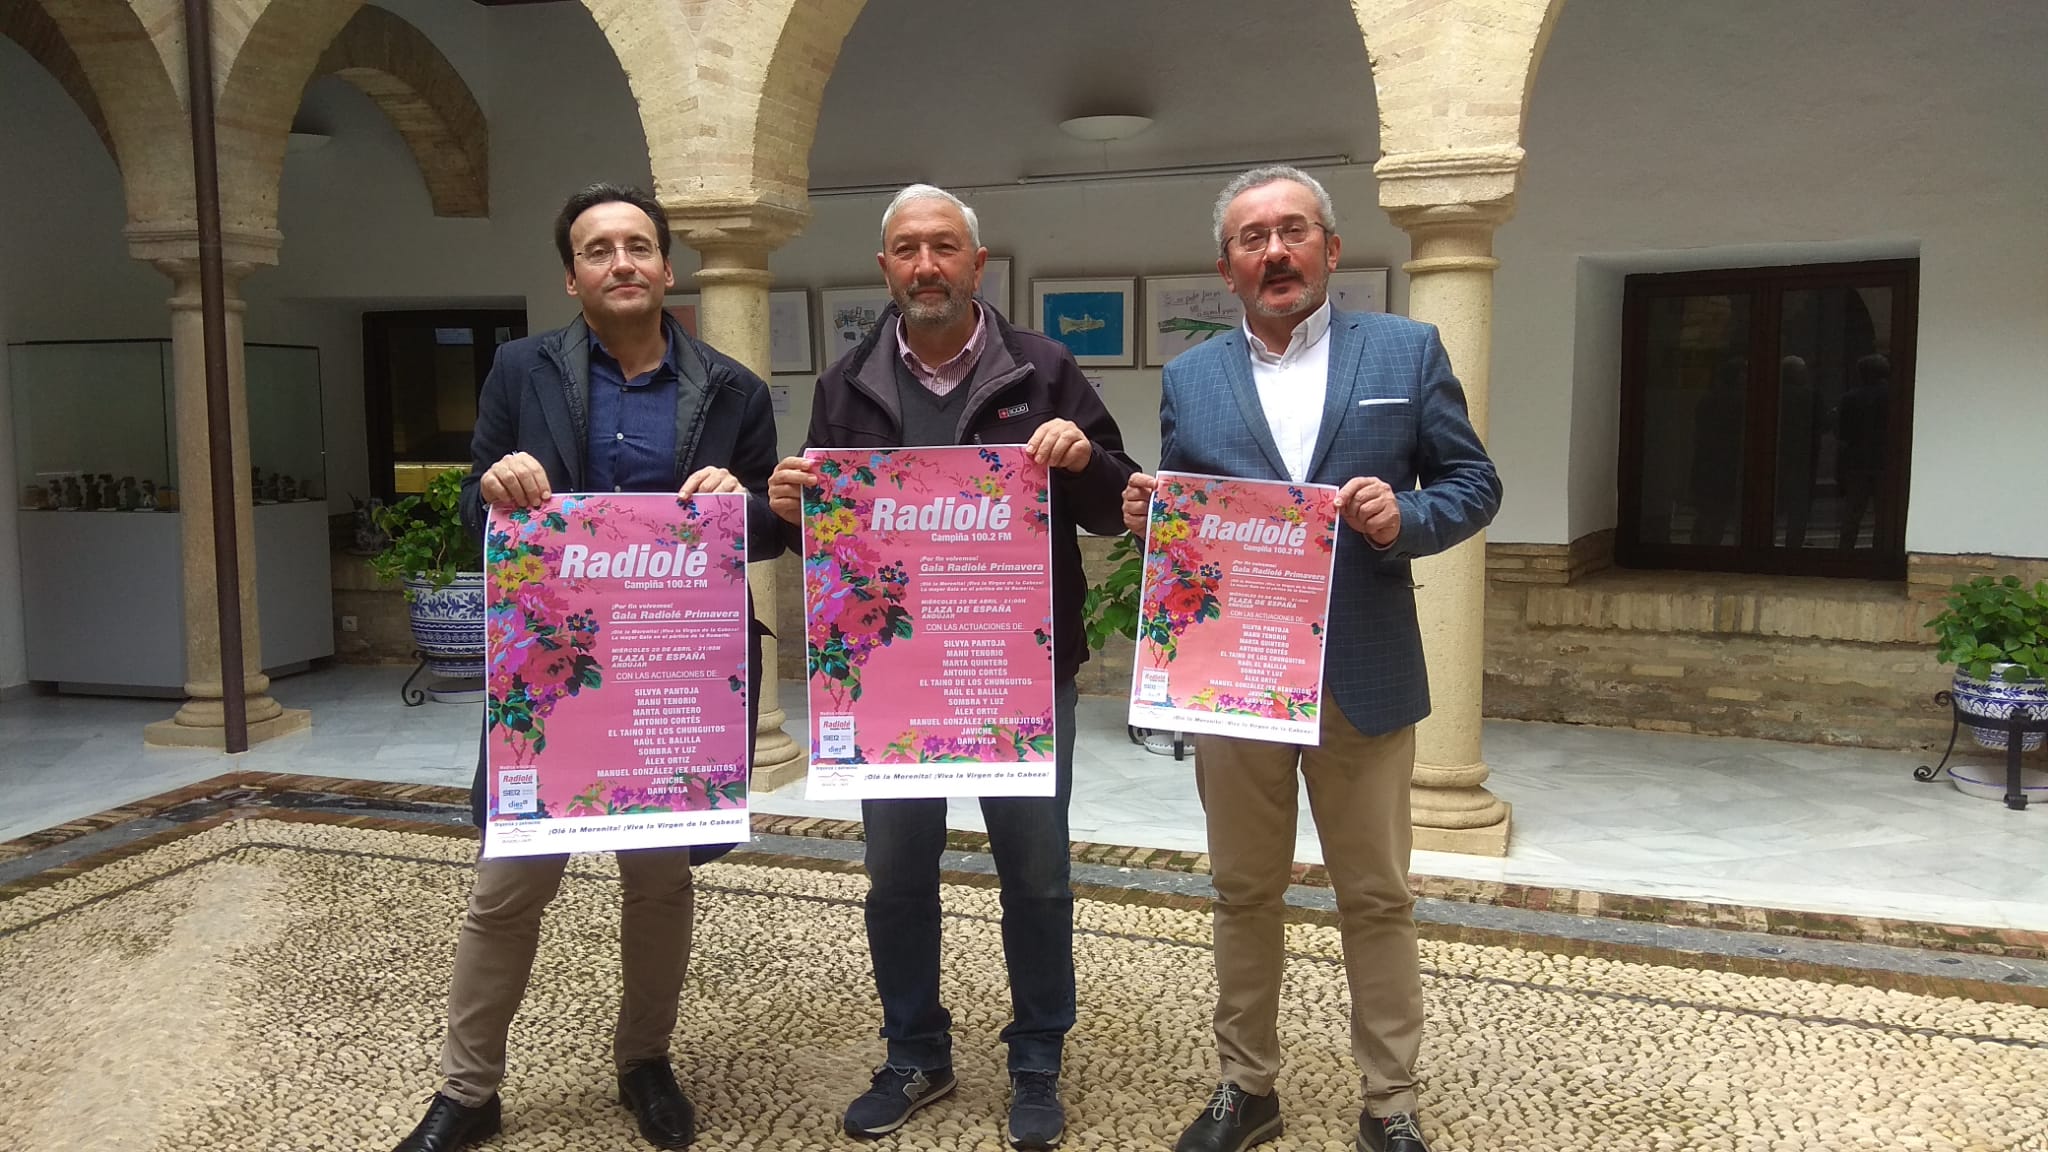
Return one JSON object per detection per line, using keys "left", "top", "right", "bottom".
{"left": 1260, "top": 263, "right": 1302, "bottom": 285}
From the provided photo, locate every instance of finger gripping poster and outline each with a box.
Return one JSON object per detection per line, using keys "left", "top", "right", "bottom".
{"left": 1129, "top": 472, "right": 1338, "bottom": 745}
{"left": 802, "top": 446, "right": 1056, "bottom": 799}
{"left": 484, "top": 493, "right": 752, "bottom": 857}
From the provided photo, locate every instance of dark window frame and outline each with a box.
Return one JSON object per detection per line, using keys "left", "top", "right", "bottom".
{"left": 1617, "top": 259, "right": 1918, "bottom": 581}
{"left": 362, "top": 308, "right": 526, "bottom": 502}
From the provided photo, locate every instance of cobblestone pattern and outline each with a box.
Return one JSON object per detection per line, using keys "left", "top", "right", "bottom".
{"left": 5, "top": 818, "right": 2048, "bottom": 1151}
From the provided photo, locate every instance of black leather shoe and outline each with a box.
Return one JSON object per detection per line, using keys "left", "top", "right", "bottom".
{"left": 392, "top": 1092, "right": 501, "bottom": 1152}
{"left": 618, "top": 1060, "right": 697, "bottom": 1149}
{"left": 1173, "top": 1083, "right": 1281, "bottom": 1152}
{"left": 1358, "top": 1110, "right": 1432, "bottom": 1152}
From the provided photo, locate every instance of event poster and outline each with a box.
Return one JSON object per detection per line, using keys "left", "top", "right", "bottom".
{"left": 1129, "top": 472, "right": 1339, "bottom": 744}
{"left": 483, "top": 493, "right": 752, "bottom": 857}
{"left": 802, "top": 446, "right": 1056, "bottom": 799}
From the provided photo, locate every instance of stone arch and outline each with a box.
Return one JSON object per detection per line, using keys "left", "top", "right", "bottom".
{"left": 312, "top": 4, "right": 488, "bottom": 218}
{"left": 0, "top": 0, "right": 114, "bottom": 158}
{"left": 1351, "top": 0, "right": 1567, "bottom": 162}
{"left": 578, "top": 0, "right": 864, "bottom": 214}
{"left": 211, "top": 0, "right": 364, "bottom": 237}
{"left": 9, "top": 0, "right": 191, "bottom": 229}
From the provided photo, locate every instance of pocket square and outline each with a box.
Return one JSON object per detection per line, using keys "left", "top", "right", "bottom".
{"left": 1358, "top": 398, "right": 1411, "bottom": 407}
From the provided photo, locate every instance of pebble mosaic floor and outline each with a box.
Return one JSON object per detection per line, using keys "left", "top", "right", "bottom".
{"left": 4, "top": 817, "right": 2048, "bottom": 1152}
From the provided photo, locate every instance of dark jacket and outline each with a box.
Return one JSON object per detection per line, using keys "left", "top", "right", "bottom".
{"left": 797, "top": 302, "right": 1139, "bottom": 683}
{"left": 463, "top": 311, "right": 782, "bottom": 832}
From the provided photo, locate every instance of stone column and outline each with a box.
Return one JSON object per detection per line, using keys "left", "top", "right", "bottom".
{"left": 671, "top": 204, "right": 809, "bottom": 791}
{"left": 1379, "top": 151, "right": 1520, "bottom": 855}
{"left": 129, "top": 235, "right": 310, "bottom": 747}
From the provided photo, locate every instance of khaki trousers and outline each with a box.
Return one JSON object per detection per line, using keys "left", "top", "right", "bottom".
{"left": 439, "top": 847, "right": 695, "bottom": 1106}
{"left": 1195, "top": 703, "right": 1422, "bottom": 1117}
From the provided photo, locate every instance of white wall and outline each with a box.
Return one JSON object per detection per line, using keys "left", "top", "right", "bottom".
{"left": 1503, "top": 0, "right": 2048, "bottom": 553}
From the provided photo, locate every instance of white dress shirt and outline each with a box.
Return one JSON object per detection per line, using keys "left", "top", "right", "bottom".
{"left": 1245, "top": 298, "right": 1333, "bottom": 483}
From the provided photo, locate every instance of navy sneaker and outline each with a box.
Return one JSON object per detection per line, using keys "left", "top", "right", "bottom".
{"left": 1007, "top": 1070, "right": 1065, "bottom": 1149}
{"left": 843, "top": 1063, "right": 957, "bottom": 1138}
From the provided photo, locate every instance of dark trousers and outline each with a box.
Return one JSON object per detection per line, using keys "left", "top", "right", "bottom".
{"left": 859, "top": 679, "right": 1078, "bottom": 1073}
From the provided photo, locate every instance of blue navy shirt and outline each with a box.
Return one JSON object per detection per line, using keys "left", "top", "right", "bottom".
{"left": 585, "top": 329, "right": 682, "bottom": 493}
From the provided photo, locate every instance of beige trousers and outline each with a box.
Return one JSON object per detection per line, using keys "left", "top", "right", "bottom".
{"left": 1195, "top": 704, "right": 1422, "bottom": 1117}
{"left": 439, "top": 847, "right": 694, "bottom": 1106}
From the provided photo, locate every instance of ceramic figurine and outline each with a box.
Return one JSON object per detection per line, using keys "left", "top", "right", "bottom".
{"left": 140, "top": 480, "right": 158, "bottom": 511}
{"left": 155, "top": 485, "right": 179, "bottom": 512}
{"left": 59, "top": 476, "right": 81, "bottom": 509}
{"left": 278, "top": 475, "right": 298, "bottom": 502}
{"left": 21, "top": 484, "right": 48, "bottom": 510}
{"left": 82, "top": 477, "right": 101, "bottom": 511}
{"left": 116, "top": 477, "right": 139, "bottom": 511}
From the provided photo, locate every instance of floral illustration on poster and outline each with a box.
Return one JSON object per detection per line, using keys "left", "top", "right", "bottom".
{"left": 1130, "top": 472, "right": 1340, "bottom": 745}
{"left": 802, "top": 445, "right": 1056, "bottom": 799}
{"left": 484, "top": 492, "right": 752, "bottom": 856}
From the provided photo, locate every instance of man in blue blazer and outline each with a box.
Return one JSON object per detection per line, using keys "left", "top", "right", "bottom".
{"left": 1123, "top": 168, "right": 1501, "bottom": 1152}
{"left": 390, "top": 184, "right": 781, "bottom": 1152}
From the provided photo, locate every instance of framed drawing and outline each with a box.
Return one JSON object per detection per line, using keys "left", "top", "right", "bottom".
{"left": 979, "top": 256, "right": 1013, "bottom": 319}
{"left": 1030, "top": 277, "right": 1135, "bottom": 367}
{"left": 1328, "top": 267, "right": 1390, "bottom": 314}
{"left": 817, "top": 286, "right": 893, "bottom": 359}
{"left": 1143, "top": 274, "right": 1243, "bottom": 367}
{"left": 663, "top": 294, "right": 700, "bottom": 338}
{"left": 769, "top": 289, "right": 813, "bottom": 374}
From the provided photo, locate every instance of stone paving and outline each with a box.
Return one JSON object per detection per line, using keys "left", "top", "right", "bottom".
{"left": 4, "top": 817, "right": 2048, "bottom": 1152}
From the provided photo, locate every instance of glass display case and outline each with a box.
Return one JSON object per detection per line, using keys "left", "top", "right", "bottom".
{"left": 9, "top": 339, "right": 334, "bottom": 692}
{"left": 11, "top": 340, "right": 176, "bottom": 511}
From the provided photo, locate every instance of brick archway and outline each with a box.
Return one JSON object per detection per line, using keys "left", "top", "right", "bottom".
{"left": 313, "top": 4, "right": 488, "bottom": 218}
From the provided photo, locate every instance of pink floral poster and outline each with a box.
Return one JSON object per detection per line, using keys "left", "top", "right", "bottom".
{"left": 1129, "top": 471, "right": 1339, "bottom": 744}
{"left": 802, "top": 446, "right": 1056, "bottom": 799}
{"left": 483, "top": 493, "right": 752, "bottom": 857}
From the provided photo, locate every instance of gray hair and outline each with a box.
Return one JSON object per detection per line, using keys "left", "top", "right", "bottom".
{"left": 881, "top": 184, "right": 981, "bottom": 250}
{"left": 1212, "top": 166, "right": 1336, "bottom": 252}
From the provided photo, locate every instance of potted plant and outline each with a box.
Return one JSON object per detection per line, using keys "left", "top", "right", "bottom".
{"left": 1082, "top": 532, "right": 1188, "bottom": 758}
{"left": 1926, "top": 574, "right": 2048, "bottom": 752}
{"left": 370, "top": 467, "right": 487, "bottom": 684}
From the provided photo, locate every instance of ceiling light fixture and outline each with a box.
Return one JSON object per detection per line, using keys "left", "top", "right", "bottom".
{"left": 1057, "top": 114, "right": 1154, "bottom": 142}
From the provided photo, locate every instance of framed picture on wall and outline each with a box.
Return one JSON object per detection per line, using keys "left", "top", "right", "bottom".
{"left": 1142, "top": 274, "right": 1243, "bottom": 367}
{"left": 818, "top": 286, "right": 893, "bottom": 360}
{"left": 1328, "top": 267, "right": 1391, "bottom": 314}
{"left": 1030, "top": 277, "right": 1135, "bottom": 367}
{"left": 664, "top": 294, "right": 700, "bottom": 337}
{"left": 769, "top": 289, "right": 813, "bottom": 374}
{"left": 980, "top": 256, "right": 1013, "bottom": 320}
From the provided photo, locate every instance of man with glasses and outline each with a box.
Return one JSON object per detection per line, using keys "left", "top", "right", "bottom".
{"left": 388, "top": 183, "right": 782, "bottom": 1152}
{"left": 769, "top": 184, "right": 1137, "bottom": 1151}
{"left": 1121, "top": 167, "right": 1501, "bottom": 1152}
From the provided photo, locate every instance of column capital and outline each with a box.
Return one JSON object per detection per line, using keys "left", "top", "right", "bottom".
{"left": 664, "top": 199, "right": 808, "bottom": 264}
{"left": 1374, "top": 146, "right": 1524, "bottom": 215}
{"left": 124, "top": 224, "right": 281, "bottom": 282}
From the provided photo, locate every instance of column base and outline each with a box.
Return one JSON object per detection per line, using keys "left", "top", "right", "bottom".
{"left": 751, "top": 725, "right": 808, "bottom": 792}
{"left": 145, "top": 707, "right": 311, "bottom": 749}
{"left": 1412, "top": 804, "right": 1511, "bottom": 857}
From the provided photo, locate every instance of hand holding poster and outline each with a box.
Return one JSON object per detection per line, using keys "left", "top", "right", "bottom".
{"left": 802, "top": 446, "right": 1056, "bottom": 799}
{"left": 1129, "top": 472, "right": 1339, "bottom": 744}
{"left": 484, "top": 493, "right": 752, "bottom": 857}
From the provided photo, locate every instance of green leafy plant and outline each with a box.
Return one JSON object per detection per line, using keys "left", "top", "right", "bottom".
{"left": 1926, "top": 574, "right": 2048, "bottom": 683}
{"left": 1082, "top": 532, "right": 1144, "bottom": 651}
{"left": 368, "top": 467, "right": 483, "bottom": 596}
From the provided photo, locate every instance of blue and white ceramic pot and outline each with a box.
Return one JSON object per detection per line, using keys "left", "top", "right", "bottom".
{"left": 1951, "top": 666, "right": 2048, "bottom": 752}
{"left": 405, "top": 572, "right": 486, "bottom": 680}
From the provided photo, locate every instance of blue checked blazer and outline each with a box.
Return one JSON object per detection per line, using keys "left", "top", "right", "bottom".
{"left": 1159, "top": 309, "right": 1503, "bottom": 736}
